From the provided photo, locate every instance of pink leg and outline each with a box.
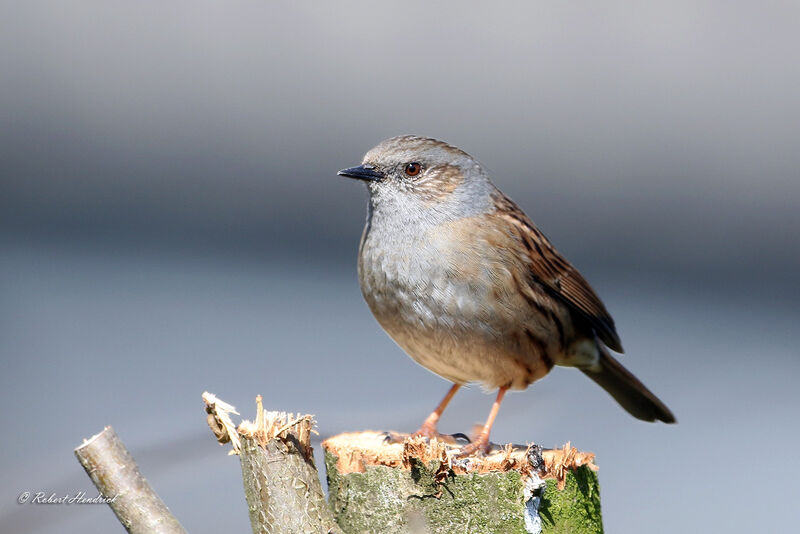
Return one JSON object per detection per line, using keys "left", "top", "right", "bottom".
{"left": 457, "top": 386, "right": 509, "bottom": 456}
{"left": 413, "top": 383, "right": 461, "bottom": 439}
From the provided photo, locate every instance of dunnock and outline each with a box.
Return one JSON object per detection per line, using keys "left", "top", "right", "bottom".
{"left": 339, "top": 136, "right": 675, "bottom": 455}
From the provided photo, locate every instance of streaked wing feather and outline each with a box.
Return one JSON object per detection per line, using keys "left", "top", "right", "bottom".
{"left": 492, "top": 191, "right": 624, "bottom": 352}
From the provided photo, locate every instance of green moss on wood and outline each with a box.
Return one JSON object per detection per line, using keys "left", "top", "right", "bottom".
{"left": 538, "top": 467, "right": 602, "bottom": 534}
{"left": 324, "top": 451, "right": 602, "bottom": 534}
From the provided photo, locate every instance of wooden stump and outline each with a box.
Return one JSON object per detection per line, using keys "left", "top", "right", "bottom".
{"left": 322, "top": 432, "right": 603, "bottom": 534}
{"left": 203, "top": 393, "right": 604, "bottom": 534}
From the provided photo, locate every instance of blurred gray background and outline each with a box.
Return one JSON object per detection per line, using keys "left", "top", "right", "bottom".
{"left": 1, "top": 2, "right": 798, "bottom": 533}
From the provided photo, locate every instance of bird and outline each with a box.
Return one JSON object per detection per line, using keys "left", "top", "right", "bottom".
{"left": 338, "top": 135, "right": 675, "bottom": 455}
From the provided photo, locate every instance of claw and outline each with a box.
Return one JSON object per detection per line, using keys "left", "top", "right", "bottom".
{"left": 448, "top": 432, "right": 471, "bottom": 444}
{"left": 382, "top": 431, "right": 407, "bottom": 444}
{"left": 411, "top": 424, "right": 438, "bottom": 441}
{"left": 410, "top": 428, "right": 466, "bottom": 446}
{"left": 455, "top": 440, "right": 491, "bottom": 458}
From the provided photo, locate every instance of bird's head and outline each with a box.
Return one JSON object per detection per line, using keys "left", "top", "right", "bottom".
{"left": 338, "top": 136, "right": 494, "bottom": 221}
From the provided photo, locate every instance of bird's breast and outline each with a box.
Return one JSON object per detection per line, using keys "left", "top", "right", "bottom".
{"left": 357, "top": 215, "right": 571, "bottom": 389}
{"left": 358, "top": 225, "right": 493, "bottom": 333}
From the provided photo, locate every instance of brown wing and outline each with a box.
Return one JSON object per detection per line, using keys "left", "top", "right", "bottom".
{"left": 492, "top": 191, "right": 624, "bottom": 353}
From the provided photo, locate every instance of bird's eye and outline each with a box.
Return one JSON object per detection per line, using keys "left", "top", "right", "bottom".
{"left": 404, "top": 162, "right": 422, "bottom": 176}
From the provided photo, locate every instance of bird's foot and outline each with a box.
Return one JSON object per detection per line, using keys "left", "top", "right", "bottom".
{"left": 381, "top": 431, "right": 407, "bottom": 444}
{"left": 454, "top": 434, "right": 493, "bottom": 457}
{"left": 381, "top": 429, "right": 470, "bottom": 446}
{"left": 412, "top": 422, "right": 440, "bottom": 440}
{"left": 412, "top": 423, "right": 470, "bottom": 446}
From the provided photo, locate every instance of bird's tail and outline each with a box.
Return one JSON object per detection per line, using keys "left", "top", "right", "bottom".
{"left": 581, "top": 346, "right": 676, "bottom": 423}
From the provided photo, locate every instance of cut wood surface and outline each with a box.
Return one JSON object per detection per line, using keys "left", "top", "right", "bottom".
{"left": 323, "top": 431, "right": 603, "bottom": 534}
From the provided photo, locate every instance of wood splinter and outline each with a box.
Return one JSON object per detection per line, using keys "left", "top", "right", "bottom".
{"left": 203, "top": 391, "right": 339, "bottom": 534}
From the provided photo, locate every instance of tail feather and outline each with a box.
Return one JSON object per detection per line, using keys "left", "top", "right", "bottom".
{"left": 581, "top": 346, "right": 676, "bottom": 423}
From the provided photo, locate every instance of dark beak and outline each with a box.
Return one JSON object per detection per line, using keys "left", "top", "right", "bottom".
{"left": 337, "top": 164, "right": 384, "bottom": 182}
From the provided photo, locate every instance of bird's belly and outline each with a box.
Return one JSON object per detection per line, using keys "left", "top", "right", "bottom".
{"left": 359, "top": 240, "right": 556, "bottom": 389}
{"left": 385, "top": 323, "right": 548, "bottom": 390}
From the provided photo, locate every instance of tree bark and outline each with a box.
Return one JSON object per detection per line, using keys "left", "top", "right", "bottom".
{"left": 204, "top": 392, "right": 341, "bottom": 534}
{"left": 74, "top": 426, "right": 187, "bottom": 534}
{"left": 322, "top": 432, "right": 603, "bottom": 534}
